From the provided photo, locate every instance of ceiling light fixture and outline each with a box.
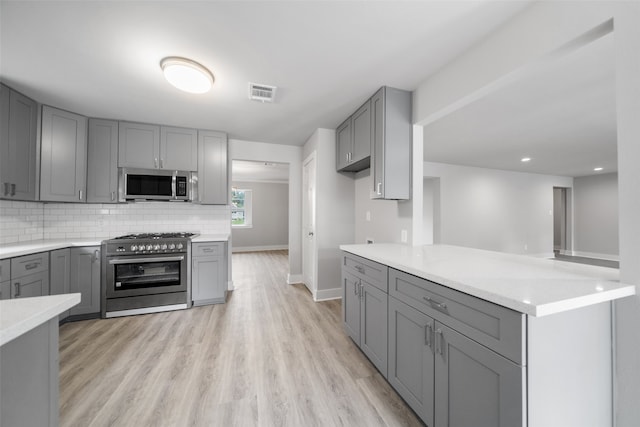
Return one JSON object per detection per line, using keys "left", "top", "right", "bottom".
{"left": 160, "top": 57, "right": 214, "bottom": 94}
{"left": 594, "top": 167, "right": 603, "bottom": 171}
{"left": 521, "top": 157, "right": 531, "bottom": 162}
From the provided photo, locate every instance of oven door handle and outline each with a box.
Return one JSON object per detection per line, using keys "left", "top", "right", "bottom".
{"left": 109, "top": 256, "right": 185, "bottom": 264}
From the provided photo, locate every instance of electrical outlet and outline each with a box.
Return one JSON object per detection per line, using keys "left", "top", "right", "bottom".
{"left": 401, "top": 229, "right": 408, "bottom": 243}
{"left": 366, "top": 211, "right": 371, "bottom": 221}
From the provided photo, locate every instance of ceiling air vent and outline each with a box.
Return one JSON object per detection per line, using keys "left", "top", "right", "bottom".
{"left": 248, "top": 83, "right": 277, "bottom": 103}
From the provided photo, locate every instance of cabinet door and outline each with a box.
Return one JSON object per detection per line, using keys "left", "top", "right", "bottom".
{"left": 0, "top": 281, "right": 10, "bottom": 300}
{"left": 12, "top": 271, "right": 49, "bottom": 299}
{"left": 40, "top": 105, "right": 88, "bottom": 202}
{"left": 161, "top": 126, "right": 197, "bottom": 171}
{"left": 360, "top": 281, "right": 388, "bottom": 377}
{"left": 335, "top": 118, "right": 352, "bottom": 171}
{"left": 371, "top": 87, "right": 385, "bottom": 199}
{"left": 351, "top": 100, "right": 371, "bottom": 164}
{"left": 192, "top": 256, "right": 226, "bottom": 304}
{"left": 434, "top": 322, "right": 524, "bottom": 427}
{"left": 87, "top": 119, "right": 119, "bottom": 203}
{"left": 69, "top": 247, "right": 101, "bottom": 316}
{"left": 118, "top": 122, "right": 160, "bottom": 169}
{"left": 388, "top": 296, "right": 435, "bottom": 426}
{"left": 50, "top": 248, "right": 71, "bottom": 320}
{"left": 197, "top": 130, "right": 228, "bottom": 204}
{"left": 342, "top": 270, "right": 361, "bottom": 344}
{"left": 0, "top": 84, "right": 38, "bottom": 201}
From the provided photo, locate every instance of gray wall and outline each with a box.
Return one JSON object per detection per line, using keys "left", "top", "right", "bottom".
{"left": 423, "top": 162, "right": 573, "bottom": 256}
{"left": 231, "top": 181, "right": 288, "bottom": 250}
{"left": 573, "top": 172, "right": 618, "bottom": 257}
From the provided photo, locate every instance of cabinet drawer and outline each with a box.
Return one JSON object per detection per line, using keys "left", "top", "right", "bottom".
{"left": 193, "top": 242, "right": 224, "bottom": 257}
{"left": 342, "top": 252, "right": 388, "bottom": 292}
{"left": 10, "top": 252, "right": 49, "bottom": 279}
{"left": 389, "top": 268, "right": 525, "bottom": 364}
{"left": 0, "top": 259, "right": 9, "bottom": 282}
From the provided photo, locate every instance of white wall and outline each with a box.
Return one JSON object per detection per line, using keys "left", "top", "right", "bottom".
{"left": 302, "top": 128, "right": 354, "bottom": 298}
{"left": 423, "top": 162, "right": 572, "bottom": 256}
{"left": 230, "top": 139, "right": 303, "bottom": 281}
{"left": 413, "top": 3, "right": 640, "bottom": 424}
{"left": 231, "top": 181, "right": 288, "bottom": 250}
{"left": 573, "top": 172, "right": 618, "bottom": 258}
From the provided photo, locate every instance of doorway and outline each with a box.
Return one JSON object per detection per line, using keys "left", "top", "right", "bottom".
{"left": 302, "top": 152, "right": 317, "bottom": 296}
{"left": 553, "top": 187, "right": 572, "bottom": 255}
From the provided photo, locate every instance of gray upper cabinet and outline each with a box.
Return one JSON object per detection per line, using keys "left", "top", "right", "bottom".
{"left": 336, "top": 99, "right": 371, "bottom": 172}
{"left": 69, "top": 247, "right": 100, "bottom": 316}
{"left": 371, "top": 87, "right": 411, "bottom": 200}
{"left": 0, "top": 84, "right": 39, "bottom": 201}
{"left": 118, "top": 121, "right": 160, "bottom": 169}
{"left": 40, "top": 105, "right": 88, "bottom": 202}
{"left": 87, "top": 119, "right": 118, "bottom": 203}
{"left": 197, "top": 130, "right": 228, "bottom": 205}
{"left": 161, "top": 126, "right": 197, "bottom": 171}
{"left": 119, "top": 122, "right": 198, "bottom": 171}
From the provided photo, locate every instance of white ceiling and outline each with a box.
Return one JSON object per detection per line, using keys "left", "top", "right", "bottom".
{"left": 232, "top": 160, "right": 289, "bottom": 183}
{"left": 423, "top": 31, "right": 617, "bottom": 178}
{"left": 0, "top": 1, "right": 531, "bottom": 146}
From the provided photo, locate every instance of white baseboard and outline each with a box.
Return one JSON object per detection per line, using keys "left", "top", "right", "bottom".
{"left": 287, "top": 274, "right": 303, "bottom": 285}
{"left": 227, "top": 280, "right": 234, "bottom": 291}
{"left": 232, "top": 245, "right": 288, "bottom": 253}
{"left": 314, "top": 287, "right": 342, "bottom": 302}
{"left": 565, "top": 250, "right": 619, "bottom": 262}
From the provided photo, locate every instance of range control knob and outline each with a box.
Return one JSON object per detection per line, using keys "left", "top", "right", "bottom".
{"left": 131, "top": 245, "right": 138, "bottom": 251}
{"left": 153, "top": 244, "right": 160, "bottom": 250}
{"left": 161, "top": 244, "right": 168, "bottom": 250}
{"left": 146, "top": 244, "right": 153, "bottom": 251}
{"left": 168, "top": 243, "right": 176, "bottom": 250}
{"left": 176, "top": 243, "right": 184, "bottom": 250}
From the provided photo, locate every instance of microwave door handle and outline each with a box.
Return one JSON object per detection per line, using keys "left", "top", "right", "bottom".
{"left": 172, "top": 174, "right": 177, "bottom": 199}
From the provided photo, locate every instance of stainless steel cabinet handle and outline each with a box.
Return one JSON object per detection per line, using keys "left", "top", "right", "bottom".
{"left": 425, "top": 323, "right": 433, "bottom": 349}
{"left": 10, "top": 183, "right": 16, "bottom": 196}
{"left": 160, "top": 158, "right": 164, "bottom": 168}
{"left": 154, "top": 158, "right": 159, "bottom": 168}
{"left": 111, "top": 191, "right": 116, "bottom": 201}
{"left": 353, "top": 281, "right": 359, "bottom": 296}
{"left": 2, "top": 182, "right": 8, "bottom": 196}
{"left": 79, "top": 189, "right": 83, "bottom": 200}
{"left": 359, "top": 282, "right": 364, "bottom": 299}
{"left": 423, "top": 296, "right": 447, "bottom": 311}
{"left": 25, "top": 262, "right": 39, "bottom": 270}
{"left": 376, "top": 182, "right": 382, "bottom": 195}
{"left": 14, "top": 282, "right": 20, "bottom": 297}
{"left": 93, "top": 250, "right": 99, "bottom": 262}
{"left": 435, "top": 328, "right": 444, "bottom": 355}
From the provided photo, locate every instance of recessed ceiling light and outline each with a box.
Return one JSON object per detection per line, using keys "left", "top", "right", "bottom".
{"left": 521, "top": 157, "right": 531, "bottom": 163}
{"left": 160, "top": 57, "right": 214, "bottom": 94}
{"left": 594, "top": 167, "right": 603, "bottom": 171}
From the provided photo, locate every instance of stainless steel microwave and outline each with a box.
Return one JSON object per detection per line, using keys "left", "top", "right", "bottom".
{"left": 119, "top": 168, "right": 195, "bottom": 202}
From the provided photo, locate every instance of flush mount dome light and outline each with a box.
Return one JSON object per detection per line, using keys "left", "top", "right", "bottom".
{"left": 160, "top": 57, "right": 214, "bottom": 94}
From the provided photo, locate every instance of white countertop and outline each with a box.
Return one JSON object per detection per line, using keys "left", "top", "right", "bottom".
{"left": 0, "top": 239, "right": 102, "bottom": 260}
{"left": 192, "top": 234, "right": 230, "bottom": 243}
{"left": 0, "top": 293, "right": 81, "bottom": 347}
{"left": 340, "top": 243, "right": 635, "bottom": 317}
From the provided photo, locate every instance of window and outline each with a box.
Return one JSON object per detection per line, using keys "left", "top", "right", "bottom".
{"left": 231, "top": 189, "right": 252, "bottom": 228}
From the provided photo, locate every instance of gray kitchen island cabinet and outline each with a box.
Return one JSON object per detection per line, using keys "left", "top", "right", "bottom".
{"left": 192, "top": 242, "right": 227, "bottom": 305}
{"left": 197, "top": 130, "right": 228, "bottom": 205}
{"left": 40, "top": 105, "right": 88, "bottom": 202}
{"left": 11, "top": 252, "right": 50, "bottom": 299}
{"left": 87, "top": 119, "right": 119, "bottom": 203}
{"left": 371, "top": 86, "right": 411, "bottom": 200}
{"left": 69, "top": 246, "right": 101, "bottom": 316}
{"left": 0, "top": 259, "right": 10, "bottom": 299}
{"left": 341, "top": 253, "right": 388, "bottom": 377}
{"left": 336, "top": 99, "right": 371, "bottom": 172}
{"left": 49, "top": 248, "right": 71, "bottom": 321}
{"left": 0, "top": 83, "right": 39, "bottom": 201}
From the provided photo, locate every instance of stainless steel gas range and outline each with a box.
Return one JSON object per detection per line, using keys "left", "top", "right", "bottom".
{"left": 101, "top": 232, "right": 196, "bottom": 318}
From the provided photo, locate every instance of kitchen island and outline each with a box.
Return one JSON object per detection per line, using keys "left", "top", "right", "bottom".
{"left": 1, "top": 293, "right": 80, "bottom": 426}
{"left": 340, "top": 243, "right": 635, "bottom": 427}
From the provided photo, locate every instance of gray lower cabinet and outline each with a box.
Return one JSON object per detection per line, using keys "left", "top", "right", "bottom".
{"left": 0, "top": 259, "right": 10, "bottom": 299}
{"left": 371, "top": 86, "right": 411, "bottom": 200}
{"left": 197, "top": 130, "right": 228, "bottom": 204}
{"left": 342, "top": 253, "right": 388, "bottom": 377}
{"left": 87, "top": 119, "right": 119, "bottom": 203}
{"left": 40, "top": 105, "right": 88, "bottom": 202}
{"left": 50, "top": 248, "right": 71, "bottom": 320}
{"left": 10, "top": 252, "right": 49, "bottom": 299}
{"left": 0, "top": 281, "right": 10, "bottom": 300}
{"left": 192, "top": 242, "right": 227, "bottom": 305}
{"left": 0, "top": 83, "right": 39, "bottom": 201}
{"left": 69, "top": 247, "right": 101, "bottom": 316}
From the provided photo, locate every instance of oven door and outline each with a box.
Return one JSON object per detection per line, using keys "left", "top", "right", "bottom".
{"left": 106, "top": 254, "right": 187, "bottom": 298}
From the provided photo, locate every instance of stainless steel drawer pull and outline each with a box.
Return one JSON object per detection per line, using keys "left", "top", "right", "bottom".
{"left": 376, "top": 182, "right": 382, "bottom": 195}
{"left": 25, "top": 262, "right": 40, "bottom": 270}
{"left": 423, "top": 296, "right": 447, "bottom": 311}
{"left": 354, "top": 265, "right": 365, "bottom": 274}
{"left": 202, "top": 248, "right": 213, "bottom": 252}
{"left": 10, "top": 183, "right": 16, "bottom": 196}
{"left": 14, "top": 282, "right": 21, "bottom": 297}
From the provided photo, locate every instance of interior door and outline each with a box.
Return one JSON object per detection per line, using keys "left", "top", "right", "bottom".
{"left": 302, "top": 153, "right": 317, "bottom": 295}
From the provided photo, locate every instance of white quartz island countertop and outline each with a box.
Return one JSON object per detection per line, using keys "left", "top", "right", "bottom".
{"left": 0, "top": 293, "right": 80, "bottom": 347}
{"left": 340, "top": 243, "right": 636, "bottom": 317}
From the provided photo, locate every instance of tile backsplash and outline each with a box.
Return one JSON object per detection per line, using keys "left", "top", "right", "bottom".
{"left": 0, "top": 199, "right": 230, "bottom": 244}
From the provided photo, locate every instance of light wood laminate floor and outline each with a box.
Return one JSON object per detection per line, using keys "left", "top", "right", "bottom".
{"left": 59, "top": 250, "right": 423, "bottom": 426}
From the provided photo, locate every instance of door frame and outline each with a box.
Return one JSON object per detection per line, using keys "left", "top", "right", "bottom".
{"left": 302, "top": 151, "right": 317, "bottom": 296}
